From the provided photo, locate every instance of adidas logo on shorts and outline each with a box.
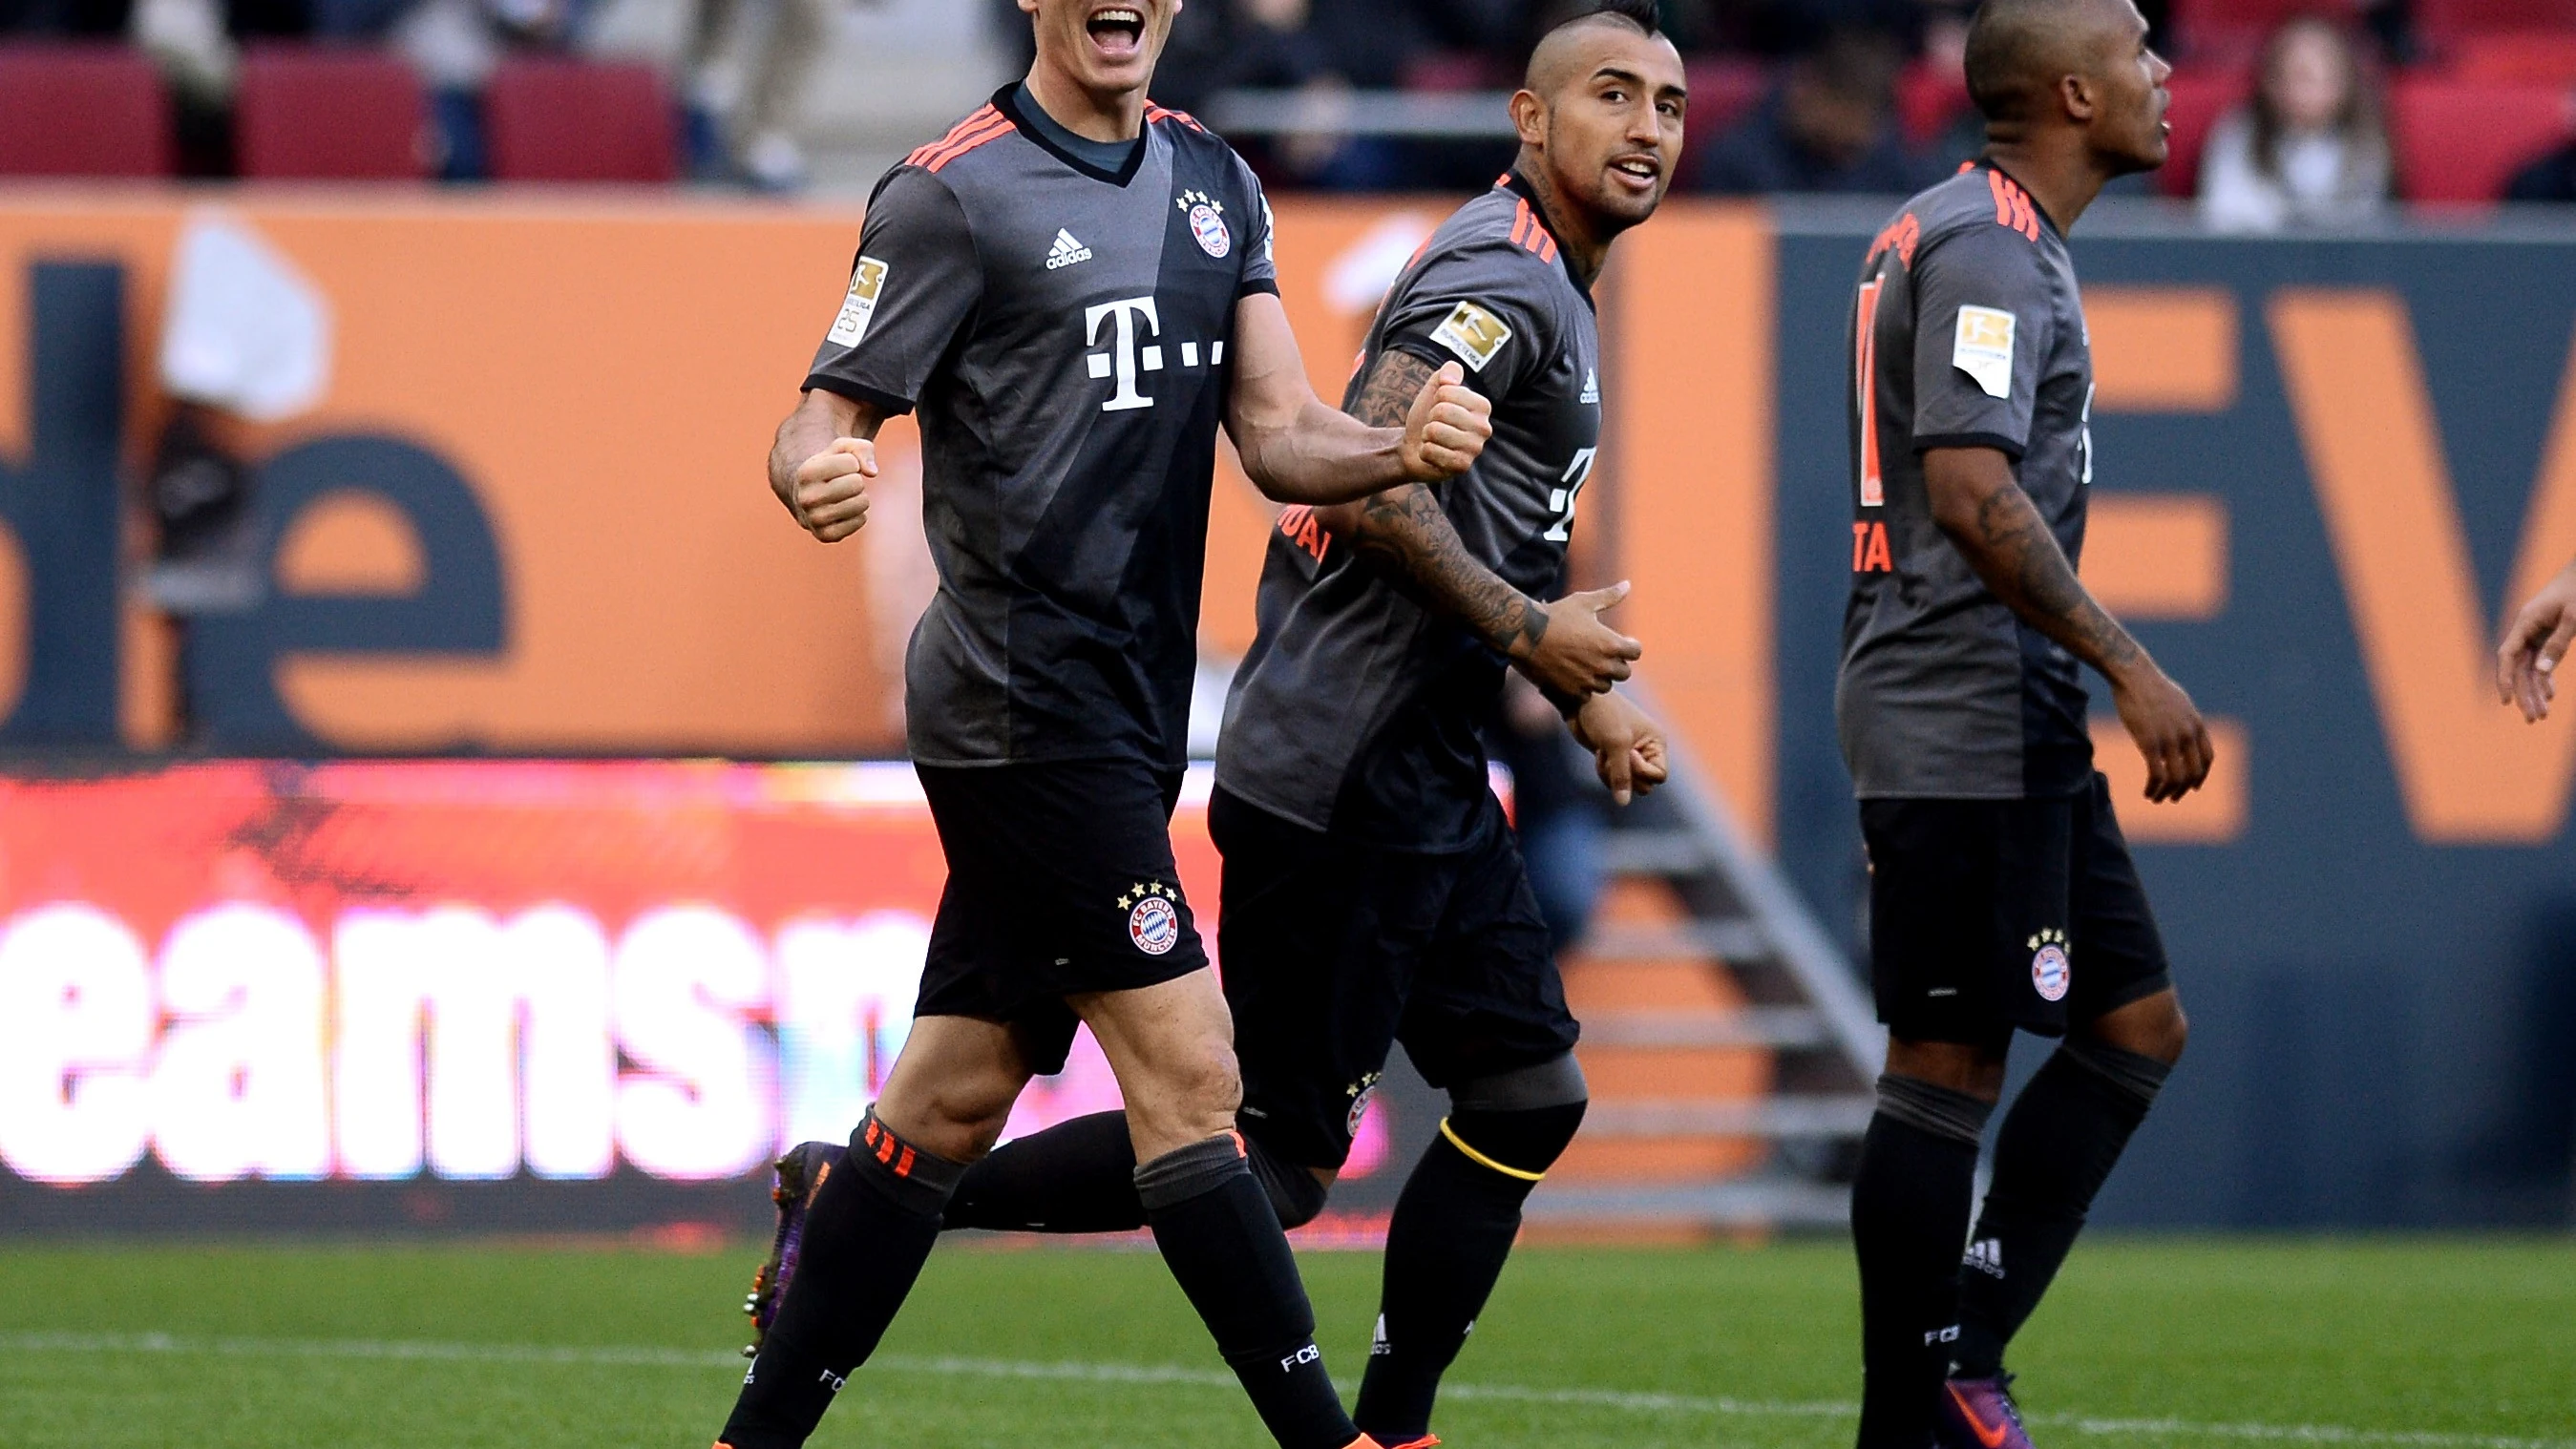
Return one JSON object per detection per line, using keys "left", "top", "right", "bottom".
{"left": 1045, "top": 228, "right": 1094, "bottom": 270}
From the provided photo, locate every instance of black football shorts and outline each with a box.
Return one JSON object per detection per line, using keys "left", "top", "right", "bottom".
{"left": 1211, "top": 786, "right": 1581, "bottom": 1171}
{"left": 1860, "top": 771, "right": 2173, "bottom": 1044}
{"left": 914, "top": 760, "right": 1210, "bottom": 1074}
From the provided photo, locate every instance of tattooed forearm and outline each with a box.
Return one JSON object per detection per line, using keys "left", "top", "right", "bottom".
{"left": 1939, "top": 460, "right": 2143, "bottom": 680}
{"left": 1347, "top": 484, "right": 1550, "bottom": 656}
{"left": 1325, "top": 350, "right": 1546, "bottom": 657}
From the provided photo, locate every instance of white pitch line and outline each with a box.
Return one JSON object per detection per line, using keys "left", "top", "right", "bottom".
{"left": 2, "top": 1332, "right": 2566, "bottom": 1449}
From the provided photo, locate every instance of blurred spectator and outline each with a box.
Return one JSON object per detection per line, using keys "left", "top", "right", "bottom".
{"left": 2197, "top": 16, "right": 2390, "bottom": 232}
{"left": 1698, "top": 26, "right": 1932, "bottom": 194}
{"left": 393, "top": 0, "right": 587, "bottom": 178}
{"left": 670, "top": 0, "right": 872, "bottom": 188}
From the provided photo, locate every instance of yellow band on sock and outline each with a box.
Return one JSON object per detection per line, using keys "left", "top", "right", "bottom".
{"left": 1438, "top": 1117, "right": 1546, "bottom": 1183}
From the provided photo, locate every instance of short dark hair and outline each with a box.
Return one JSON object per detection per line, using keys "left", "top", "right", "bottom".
{"left": 1535, "top": 0, "right": 1663, "bottom": 37}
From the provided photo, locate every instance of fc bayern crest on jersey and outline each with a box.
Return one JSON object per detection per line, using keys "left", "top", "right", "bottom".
{"left": 1121, "top": 881, "right": 1182, "bottom": 956}
{"left": 1179, "top": 189, "right": 1231, "bottom": 258}
{"left": 2028, "top": 930, "right": 2071, "bottom": 1002}
{"left": 1345, "top": 1075, "right": 1381, "bottom": 1139}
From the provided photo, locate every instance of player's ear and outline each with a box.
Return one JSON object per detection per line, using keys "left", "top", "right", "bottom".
{"left": 2060, "top": 71, "right": 2097, "bottom": 124}
{"left": 1510, "top": 88, "right": 1546, "bottom": 147}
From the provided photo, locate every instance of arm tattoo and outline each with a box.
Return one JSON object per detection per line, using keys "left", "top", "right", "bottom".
{"left": 1963, "top": 483, "right": 2143, "bottom": 676}
{"left": 1338, "top": 350, "right": 1548, "bottom": 658}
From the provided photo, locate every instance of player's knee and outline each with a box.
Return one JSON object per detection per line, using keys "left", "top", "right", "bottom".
{"left": 2091, "top": 989, "right": 2188, "bottom": 1065}
{"left": 1446, "top": 1053, "right": 1591, "bottom": 1178}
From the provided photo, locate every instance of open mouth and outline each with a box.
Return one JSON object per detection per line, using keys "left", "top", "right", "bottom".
{"left": 1087, "top": 6, "right": 1145, "bottom": 56}
{"left": 1609, "top": 156, "right": 1661, "bottom": 189}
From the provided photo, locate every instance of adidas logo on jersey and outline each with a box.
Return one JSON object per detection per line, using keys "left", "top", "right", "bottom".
{"left": 1045, "top": 228, "right": 1094, "bottom": 270}
{"left": 1580, "top": 368, "right": 1600, "bottom": 404}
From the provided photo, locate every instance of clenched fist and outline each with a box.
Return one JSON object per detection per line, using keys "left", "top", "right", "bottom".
{"left": 785, "top": 437, "right": 876, "bottom": 543}
{"left": 1399, "top": 361, "right": 1494, "bottom": 481}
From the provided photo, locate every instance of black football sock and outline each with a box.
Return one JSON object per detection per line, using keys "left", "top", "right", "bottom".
{"left": 943, "top": 1110, "right": 1146, "bottom": 1232}
{"left": 716, "top": 1111, "right": 964, "bottom": 1449}
{"left": 1952, "top": 1040, "right": 2169, "bottom": 1379}
{"left": 1851, "top": 1075, "right": 1992, "bottom": 1449}
{"left": 1137, "top": 1134, "right": 1361, "bottom": 1449}
{"left": 1353, "top": 1100, "right": 1587, "bottom": 1443}
{"left": 942, "top": 1111, "right": 1330, "bottom": 1233}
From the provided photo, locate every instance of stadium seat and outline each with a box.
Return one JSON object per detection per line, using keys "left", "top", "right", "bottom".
{"left": 483, "top": 58, "right": 677, "bottom": 182}
{"left": 1896, "top": 59, "right": 1970, "bottom": 149}
{"left": 1400, "top": 51, "right": 1501, "bottom": 93}
{"left": 2451, "top": 30, "right": 2576, "bottom": 84}
{"left": 235, "top": 46, "right": 432, "bottom": 180}
{"left": 1683, "top": 56, "right": 1769, "bottom": 138}
{"left": 2171, "top": 0, "right": 2368, "bottom": 60}
{"left": 0, "top": 44, "right": 173, "bottom": 178}
{"left": 2416, "top": 0, "right": 2576, "bottom": 47}
{"left": 2391, "top": 76, "right": 2576, "bottom": 201}
{"left": 2154, "top": 64, "right": 2254, "bottom": 199}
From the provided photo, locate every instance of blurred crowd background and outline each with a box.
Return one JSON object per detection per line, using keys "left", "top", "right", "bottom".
{"left": 4, "top": 0, "right": 2576, "bottom": 219}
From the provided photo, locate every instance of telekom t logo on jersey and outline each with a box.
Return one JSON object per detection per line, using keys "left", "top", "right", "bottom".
{"left": 1085, "top": 296, "right": 1226, "bottom": 412}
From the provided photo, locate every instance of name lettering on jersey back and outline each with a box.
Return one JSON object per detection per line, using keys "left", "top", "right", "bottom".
{"left": 1084, "top": 295, "right": 1226, "bottom": 413}
{"left": 1851, "top": 519, "right": 1893, "bottom": 573}
{"left": 1276, "top": 503, "right": 1329, "bottom": 562}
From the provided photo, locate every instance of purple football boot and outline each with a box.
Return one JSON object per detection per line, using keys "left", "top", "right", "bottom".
{"left": 740, "top": 1140, "right": 846, "bottom": 1358}
{"left": 1939, "top": 1374, "right": 2038, "bottom": 1449}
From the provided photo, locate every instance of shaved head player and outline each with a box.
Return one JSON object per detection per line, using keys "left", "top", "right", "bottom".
{"left": 709, "top": 5, "right": 1492, "bottom": 1449}
{"left": 1839, "top": 1, "right": 2208, "bottom": 1446}
{"left": 927, "top": 4, "right": 1685, "bottom": 1445}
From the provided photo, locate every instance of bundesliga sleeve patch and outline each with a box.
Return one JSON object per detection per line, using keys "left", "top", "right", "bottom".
{"left": 1952, "top": 304, "right": 2017, "bottom": 399}
{"left": 826, "top": 256, "right": 890, "bottom": 348}
{"left": 1431, "top": 301, "right": 1513, "bottom": 372}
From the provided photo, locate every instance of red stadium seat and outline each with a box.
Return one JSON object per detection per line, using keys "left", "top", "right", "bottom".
{"left": 2391, "top": 76, "right": 2576, "bottom": 201}
{"left": 235, "top": 46, "right": 431, "bottom": 180}
{"left": 2451, "top": 30, "right": 2576, "bottom": 83}
{"left": 1897, "top": 59, "right": 1970, "bottom": 148}
{"left": 2154, "top": 64, "right": 2254, "bottom": 198}
{"left": 2417, "top": 0, "right": 2576, "bottom": 47}
{"left": 0, "top": 44, "right": 173, "bottom": 178}
{"left": 1683, "top": 56, "right": 1769, "bottom": 138}
{"left": 483, "top": 58, "right": 677, "bottom": 183}
{"left": 1400, "top": 51, "right": 1500, "bottom": 93}
{"left": 2172, "top": 0, "right": 2368, "bottom": 60}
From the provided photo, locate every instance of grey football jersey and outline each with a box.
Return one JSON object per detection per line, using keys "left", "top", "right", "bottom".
{"left": 1217, "top": 175, "right": 1601, "bottom": 849}
{"left": 1838, "top": 162, "right": 2096, "bottom": 800}
{"left": 803, "top": 89, "right": 1278, "bottom": 769}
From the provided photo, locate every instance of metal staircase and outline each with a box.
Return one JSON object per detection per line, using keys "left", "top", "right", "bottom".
{"left": 1527, "top": 707, "right": 1885, "bottom": 1231}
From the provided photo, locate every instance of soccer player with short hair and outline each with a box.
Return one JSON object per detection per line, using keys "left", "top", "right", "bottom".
{"left": 933, "top": 5, "right": 1684, "bottom": 1444}
{"left": 2498, "top": 558, "right": 2576, "bottom": 721}
{"left": 711, "top": 5, "right": 1493, "bottom": 1449}
{"left": 1839, "top": 2, "right": 2210, "bottom": 1445}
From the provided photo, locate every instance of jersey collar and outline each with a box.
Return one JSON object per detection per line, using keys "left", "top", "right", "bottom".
{"left": 1498, "top": 170, "right": 1594, "bottom": 306}
{"left": 1973, "top": 158, "right": 2065, "bottom": 241}
{"left": 995, "top": 83, "right": 1151, "bottom": 187}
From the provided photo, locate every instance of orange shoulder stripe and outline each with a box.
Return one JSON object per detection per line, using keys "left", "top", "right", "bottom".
{"left": 921, "top": 111, "right": 1013, "bottom": 173}
{"left": 1147, "top": 103, "right": 1206, "bottom": 132}
{"left": 911, "top": 106, "right": 1006, "bottom": 171}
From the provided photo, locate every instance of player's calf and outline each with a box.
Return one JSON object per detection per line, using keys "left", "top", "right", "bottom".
{"left": 1355, "top": 1054, "right": 1589, "bottom": 1444}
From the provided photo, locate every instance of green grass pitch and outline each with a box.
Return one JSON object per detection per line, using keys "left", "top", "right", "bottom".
{"left": 2, "top": 1236, "right": 2569, "bottom": 1449}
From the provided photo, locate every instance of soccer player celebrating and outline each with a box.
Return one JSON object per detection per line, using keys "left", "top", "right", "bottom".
{"left": 936, "top": 4, "right": 1683, "bottom": 1445}
{"left": 715, "top": 3, "right": 1492, "bottom": 1448}
{"left": 2498, "top": 557, "right": 2576, "bottom": 721}
{"left": 1838, "top": 2, "right": 2209, "bottom": 1446}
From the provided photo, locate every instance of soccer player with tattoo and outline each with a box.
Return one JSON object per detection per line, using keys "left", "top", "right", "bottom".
{"left": 937, "top": 5, "right": 1684, "bottom": 1444}
{"left": 714, "top": 5, "right": 1492, "bottom": 1449}
{"left": 1838, "top": 2, "right": 2209, "bottom": 1445}
{"left": 2498, "top": 557, "right": 2576, "bottom": 721}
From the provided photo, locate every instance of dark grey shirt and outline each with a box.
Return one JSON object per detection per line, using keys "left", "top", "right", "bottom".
{"left": 804, "top": 88, "right": 1278, "bottom": 769}
{"left": 1217, "top": 175, "right": 1602, "bottom": 849}
{"left": 1838, "top": 161, "right": 2097, "bottom": 800}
